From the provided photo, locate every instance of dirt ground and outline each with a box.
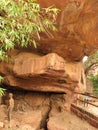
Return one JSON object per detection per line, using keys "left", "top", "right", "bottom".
{"left": 48, "top": 111, "right": 98, "bottom": 130}
{"left": 0, "top": 104, "right": 98, "bottom": 130}
{"left": 0, "top": 91, "right": 98, "bottom": 130}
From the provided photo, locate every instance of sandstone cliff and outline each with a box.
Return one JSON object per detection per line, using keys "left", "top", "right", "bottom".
{"left": 0, "top": 0, "right": 98, "bottom": 112}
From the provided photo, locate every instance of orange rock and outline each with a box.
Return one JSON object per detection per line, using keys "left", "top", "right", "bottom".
{"left": 33, "top": 0, "right": 98, "bottom": 61}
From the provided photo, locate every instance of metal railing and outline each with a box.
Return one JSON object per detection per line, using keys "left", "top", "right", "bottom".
{"left": 76, "top": 93, "right": 98, "bottom": 108}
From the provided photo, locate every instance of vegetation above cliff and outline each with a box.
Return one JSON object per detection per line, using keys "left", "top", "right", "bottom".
{"left": 0, "top": 0, "right": 59, "bottom": 95}
{"left": 84, "top": 51, "right": 98, "bottom": 95}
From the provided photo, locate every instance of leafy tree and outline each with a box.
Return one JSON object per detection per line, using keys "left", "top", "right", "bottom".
{"left": 0, "top": 0, "right": 60, "bottom": 95}
{"left": 84, "top": 51, "right": 98, "bottom": 95}
{"left": 88, "top": 75, "right": 98, "bottom": 96}
{"left": 88, "top": 75, "right": 98, "bottom": 88}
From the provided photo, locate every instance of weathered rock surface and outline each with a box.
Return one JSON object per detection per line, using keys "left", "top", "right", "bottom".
{"left": 0, "top": 0, "right": 98, "bottom": 114}
{"left": 0, "top": 0, "right": 98, "bottom": 129}
{"left": 0, "top": 50, "right": 87, "bottom": 111}
{"left": 0, "top": 0, "right": 98, "bottom": 92}
{"left": 13, "top": 52, "right": 65, "bottom": 77}
{"left": 47, "top": 110, "right": 98, "bottom": 130}
{"left": 30, "top": 0, "right": 98, "bottom": 61}
{"left": 1, "top": 91, "right": 98, "bottom": 130}
{"left": 0, "top": 51, "right": 86, "bottom": 94}
{"left": 1, "top": 91, "right": 65, "bottom": 130}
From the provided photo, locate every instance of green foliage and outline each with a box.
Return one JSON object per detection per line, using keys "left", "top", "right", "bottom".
{"left": 0, "top": 88, "right": 5, "bottom": 96}
{"left": 88, "top": 75, "right": 98, "bottom": 88}
{"left": 0, "top": 76, "right": 5, "bottom": 96}
{"left": 0, "top": 75, "right": 4, "bottom": 82}
{"left": 0, "top": 0, "right": 59, "bottom": 59}
{"left": 0, "top": 0, "right": 60, "bottom": 95}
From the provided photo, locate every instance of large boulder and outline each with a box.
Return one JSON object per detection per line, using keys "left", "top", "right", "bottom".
{"left": 0, "top": 51, "right": 86, "bottom": 111}
{"left": 0, "top": 50, "right": 86, "bottom": 93}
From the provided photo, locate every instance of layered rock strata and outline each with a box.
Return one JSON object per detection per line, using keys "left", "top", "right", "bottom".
{"left": 0, "top": 51, "right": 86, "bottom": 93}
{"left": 0, "top": 50, "right": 86, "bottom": 110}
{"left": 0, "top": 0, "right": 98, "bottom": 111}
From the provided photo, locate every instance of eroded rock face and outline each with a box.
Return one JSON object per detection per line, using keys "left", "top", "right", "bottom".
{"left": 1, "top": 92, "right": 97, "bottom": 130}
{"left": 0, "top": 50, "right": 86, "bottom": 94}
{"left": 0, "top": 91, "right": 66, "bottom": 130}
{"left": 31, "top": 0, "right": 98, "bottom": 61}
{"left": 1, "top": 0, "right": 98, "bottom": 112}
{"left": 0, "top": 50, "right": 86, "bottom": 111}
